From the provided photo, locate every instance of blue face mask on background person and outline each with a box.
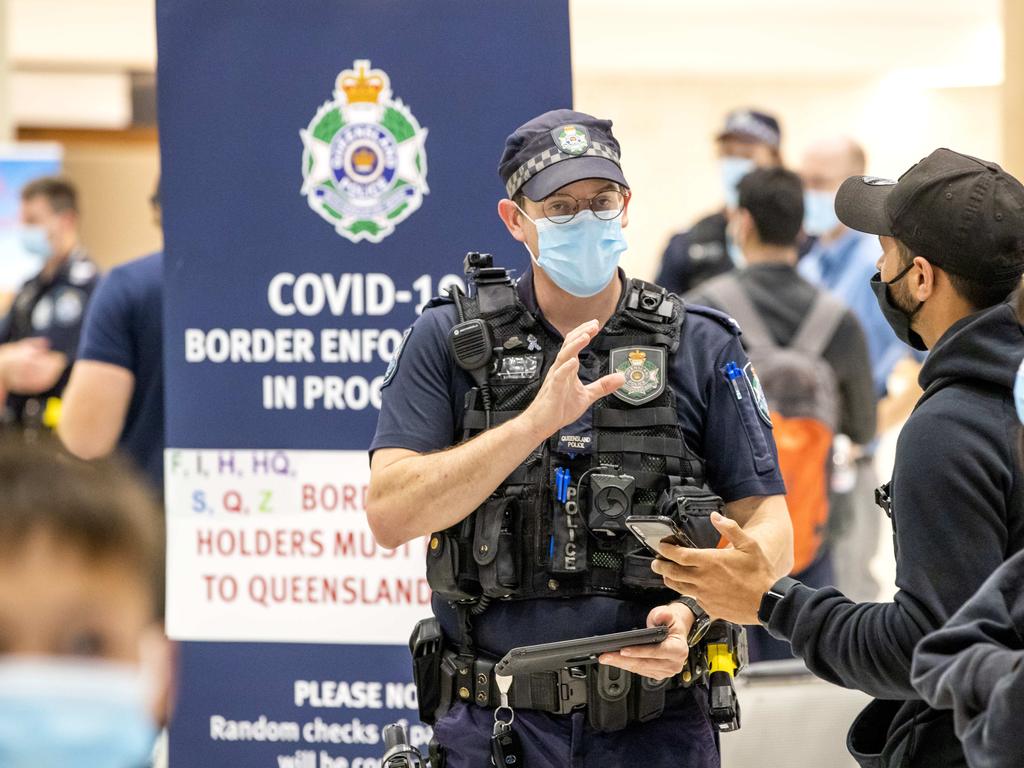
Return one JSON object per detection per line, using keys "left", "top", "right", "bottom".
{"left": 517, "top": 206, "right": 628, "bottom": 298}
{"left": 19, "top": 225, "right": 52, "bottom": 260}
{"left": 1014, "top": 357, "right": 1024, "bottom": 424}
{"left": 803, "top": 189, "right": 841, "bottom": 236}
{"left": 719, "top": 156, "right": 755, "bottom": 209}
{"left": 0, "top": 657, "right": 158, "bottom": 768}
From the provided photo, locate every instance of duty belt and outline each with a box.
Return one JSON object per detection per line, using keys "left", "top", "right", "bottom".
{"left": 439, "top": 649, "right": 699, "bottom": 732}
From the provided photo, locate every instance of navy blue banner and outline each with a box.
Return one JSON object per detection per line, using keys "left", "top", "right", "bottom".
{"left": 157, "top": 2, "right": 571, "bottom": 765}
{"left": 159, "top": 0, "right": 572, "bottom": 450}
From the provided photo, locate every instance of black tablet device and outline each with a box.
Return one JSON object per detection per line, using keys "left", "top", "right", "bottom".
{"left": 494, "top": 626, "right": 669, "bottom": 677}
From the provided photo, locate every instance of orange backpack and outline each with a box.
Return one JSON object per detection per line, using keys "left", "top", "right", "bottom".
{"left": 702, "top": 276, "right": 845, "bottom": 574}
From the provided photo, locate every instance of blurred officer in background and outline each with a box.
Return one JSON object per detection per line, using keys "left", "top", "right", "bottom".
{"left": 0, "top": 438, "right": 169, "bottom": 768}
{"left": 60, "top": 183, "right": 165, "bottom": 492}
{"left": 689, "top": 167, "right": 875, "bottom": 660}
{"left": 0, "top": 177, "right": 98, "bottom": 435}
{"left": 655, "top": 149, "right": 1024, "bottom": 768}
{"left": 655, "top": 109, "right": 782, "bottom": 295}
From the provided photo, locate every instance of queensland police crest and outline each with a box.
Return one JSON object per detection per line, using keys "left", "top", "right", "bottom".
{"left": 611, "top": 347, "right": 665, "bottom": 405}
{"left": 300, "top": 59, "right": 429, "bottom": 244}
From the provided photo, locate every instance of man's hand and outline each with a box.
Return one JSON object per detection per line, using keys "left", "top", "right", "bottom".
{"left": 520, "top": 320, "right": 624, "bottom": 440}
{"left": 652, "top": 512, "right": 778, "bottom": 625}
{"left": 598, "top": 602, "right": 694, "bottom": 681}
{"left": 0, "top": 338, "right": 67, "bottom": 394}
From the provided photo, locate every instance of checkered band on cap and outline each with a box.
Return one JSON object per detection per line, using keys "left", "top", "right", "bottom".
{"left": 505, "top": 141, "right": 620, "bottom": 198}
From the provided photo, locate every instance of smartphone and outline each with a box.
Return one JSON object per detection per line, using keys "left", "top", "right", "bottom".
{"left": 625, "top": 515, "right": 697, "bottom": 555}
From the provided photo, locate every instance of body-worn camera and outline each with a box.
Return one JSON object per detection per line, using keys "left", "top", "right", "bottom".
{"left": 588, "top": 472, "right": 635, "bottom": 536}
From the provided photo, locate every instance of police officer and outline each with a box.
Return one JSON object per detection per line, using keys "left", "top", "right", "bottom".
{"left": 0, "top": 177, "right": 98, "bottom": 433}
{"left": 367, "top": 109, "right": 793, "bottom": 768}
{"left": 654, "top": 149, "right": 1024, "bottom": 767}
{"left": 655, "top": 109, "right": 782, "bottom": 296}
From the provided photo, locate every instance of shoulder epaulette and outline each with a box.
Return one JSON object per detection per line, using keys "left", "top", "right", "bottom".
{"left": 684, "top": 302, "right": 742, "bottom": 336}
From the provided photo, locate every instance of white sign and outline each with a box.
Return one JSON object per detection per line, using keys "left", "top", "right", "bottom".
{"left": 165, "top": 448, "right": 430, "bottom": 644}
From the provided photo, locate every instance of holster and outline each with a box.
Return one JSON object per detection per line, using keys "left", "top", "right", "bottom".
{"left": 659, "top": 484, "right": 726, "bottom": 549}
{"left": 409, "top": 617, "right": 445, "bottom": 725}
{"left": 585, "top": 665, "right": 669, "bottom": 732}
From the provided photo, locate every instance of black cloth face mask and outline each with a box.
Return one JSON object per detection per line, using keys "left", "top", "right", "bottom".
{"left": 870, "top": 262, "right": 927, "bottom": 351}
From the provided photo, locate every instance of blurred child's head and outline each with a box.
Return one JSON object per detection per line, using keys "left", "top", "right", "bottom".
{"left": 0, "top": 438, "right": 166, "bottom": 767}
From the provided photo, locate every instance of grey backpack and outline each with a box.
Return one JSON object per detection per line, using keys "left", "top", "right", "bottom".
{"left": 700, "top": 274, "right": 846, "bottom": 572}
{"left": 700, "top": 274, "right": 843, "bottom": 430}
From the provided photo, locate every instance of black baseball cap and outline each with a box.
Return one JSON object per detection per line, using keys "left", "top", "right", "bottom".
{"left": 498, "top": 109, "right": 628, "bottom": 200}
{"left": 716, "top": 109, "right": 781, "bottom": 149}
{"left": 836, "top": 148, "right": 1024, "bottom": 284}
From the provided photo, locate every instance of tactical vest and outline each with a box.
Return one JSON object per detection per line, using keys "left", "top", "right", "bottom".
{"left": 426, "top": 259, "right": 724, "bottom": 607}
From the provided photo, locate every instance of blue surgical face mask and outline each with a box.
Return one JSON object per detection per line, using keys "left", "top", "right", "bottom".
{"left": 803, "top": 189, "right": 841, "bottom": 237}
{"left": 1014, "top": 358, "right": 1024, "bottom": 424}
{"left": 719, "top": 157, "right": 756, "bottom": 210}
{"left": 0, "top": 657, "right": 158, "bottom": 768}
{"left": 517, "top": 206, "right": 627, "bottom": 298}
{"left": 19, "top": 225, "right": 52, "bottom": 260}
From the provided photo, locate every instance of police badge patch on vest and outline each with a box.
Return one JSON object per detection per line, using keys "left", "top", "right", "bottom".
{"left": 382, "top": 326, "right": 412, "bottom": 387}
{"left": 53, "top": 288, "right": 85, "bottom": 326}
{"left": 610, "top": 346, "right": 666, "bottom": 406}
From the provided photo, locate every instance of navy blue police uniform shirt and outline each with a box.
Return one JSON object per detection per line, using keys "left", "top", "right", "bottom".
{"left": 77, "top": 252, "right": 164, "bottom": 491}
{"left": 0, "top": 251, "right": 99, "bottom": 428}
{"left": 370, "top": 268, "right": 784, "bottom": 657}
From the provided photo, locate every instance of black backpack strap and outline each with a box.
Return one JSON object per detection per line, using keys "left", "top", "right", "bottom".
{"left": 789, "top": 291, "right": 848, "bottom": 358}
{"left": 698, "top": 274, "right": 776, "bottom": 351}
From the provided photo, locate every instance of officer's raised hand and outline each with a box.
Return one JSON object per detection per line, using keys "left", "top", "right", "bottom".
{"left": 598, "top": 603, "right": 694, "bottom": 681}
{"left": 520, "top": 319, "right": 625, "bottom": 439}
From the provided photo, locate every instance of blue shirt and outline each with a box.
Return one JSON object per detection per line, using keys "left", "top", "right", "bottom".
{"left": 77, "top": 252, "right": 164, "bottom": 490}
{"left": 798, "top": 229, "right": 916, "bottom": 395}
{"left": 371, "top": 270, "right": 784, "bottom": 656}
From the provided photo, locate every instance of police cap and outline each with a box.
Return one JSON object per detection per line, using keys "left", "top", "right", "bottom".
{"left": 836, "top": 148, "right": 1024, "bottom": 285}
{"left": 498, "top": 109, "right": 628, "bottom": 200}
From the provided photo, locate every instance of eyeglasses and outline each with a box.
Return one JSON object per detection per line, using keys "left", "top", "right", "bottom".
{"left": 539, "top": 188, "right": 629, "bottom": 224}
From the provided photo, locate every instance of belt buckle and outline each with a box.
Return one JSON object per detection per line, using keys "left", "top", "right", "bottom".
{"left": 554, "top": 666, "right": 588, "bottom": 715}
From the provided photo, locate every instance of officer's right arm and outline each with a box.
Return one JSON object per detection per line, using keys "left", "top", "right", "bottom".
{"left": 367, "top": 319, "right": 624, "bottom": 549}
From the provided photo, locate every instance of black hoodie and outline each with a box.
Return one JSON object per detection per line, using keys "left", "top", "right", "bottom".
{"left": 912, "top": 548, "right": 1024, "bottom": 768}
{"left": 766, "top": 298, "right": 1024, "bottom": 767}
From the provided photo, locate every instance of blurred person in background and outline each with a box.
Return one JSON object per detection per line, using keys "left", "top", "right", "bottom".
{"left": 657, "top": 149, "right": 1024, "bottom": 768}
{"left": 689, "top": 167, "right": 875, "bottom": 661}
{"left": 0, "top": 177, "right": 99, "bottom": 435}
{"left": 655, "top": 108, "right": 782, "bottom": 295}
{"left": 0, "top": 437, "right": 170, "bottom": 768}
{"left": 60, "top": 182, "right": 165, "bottom": 492}
{"left": 798, "top": 137, "right": 925, "bottom": 603}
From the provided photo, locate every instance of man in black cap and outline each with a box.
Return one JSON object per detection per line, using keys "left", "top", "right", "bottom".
{"left": 655, "top": 108, "right": 783, "bottom": 296}
{"left": 367, "top": 109, "right": 794, "bottom": 767}
{"left": 653, "top": 148, "right": 1024, "bottom": 767}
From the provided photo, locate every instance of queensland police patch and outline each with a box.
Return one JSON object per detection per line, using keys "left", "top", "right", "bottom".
{"left": 300, "top": 59, "right": 429, "bottom": 244}
{"left": 610, "top": 346, "right": 665, "bottom": 406}
{"left": 551, "top": 124, "right": 591, "bottom": 156}
{"left": 743, "top": 362, "right": 772, "bottom": 427}
{"left": 382, "top": 326, "right": 412, "bottom": 387}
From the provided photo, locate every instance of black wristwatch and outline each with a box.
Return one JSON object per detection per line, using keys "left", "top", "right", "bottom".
{"left": 757, "top": 576, "right": 800, "bottom": 629}
{"left": 675, "top": 596, "right": 711, "bottom": 646}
